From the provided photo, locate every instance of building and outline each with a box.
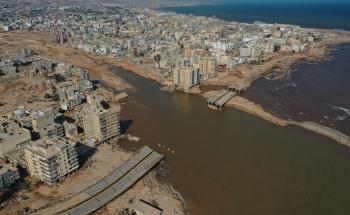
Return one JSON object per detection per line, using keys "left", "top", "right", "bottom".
{"left": 239, "top": 44, "right": 264, "bottom": 61}
{"left": 130, "top": 199, "right": 163, "bottom": 215}
{"left": 0, "top": 163, "right": 20, "bottom": 189}
{"left": 31, "top": 108, "right": 64, "bottom": 138}
{"left": 74, "top": 70, "right": 93, "bottom": 92}
{"left": 173, "top": 66, "right": 200, "bottom": 92}
{"left": 32, "top": 108, "right": 54, "bottom": 133}
{"left": 0, "top": 121, "right": 32, "bottom": 158}
{"left": 83, "top": 99, "right": 121, "bottom": 144}
{"left": 57, "top": 86, "right": 84, "bottom": 111}
{"left": 24, "top": 136, "right": 79, "bottom": 185}
{"left": 115, "top": 92, "right": 129, "bottom": 103}
{"left": 64, "top": 122, "right": 78, "bottom": 139}
{"left": 195, "top": 56, "right": 217, "bottom": 80}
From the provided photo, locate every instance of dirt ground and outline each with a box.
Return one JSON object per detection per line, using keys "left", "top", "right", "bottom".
{"left": 0, "top": 73, "right": 57, "bottom": 113}
{"left": 0, "top": 144, "right": 185, "bottom": 215}
{"left": 104, "top": 173, "right": 185, "bottom": 215}
{"left": 0, "top": 31, "right": 132, "bottom": 91}
{"left": 0, "top": 31, "right": 184, "bottom": 215}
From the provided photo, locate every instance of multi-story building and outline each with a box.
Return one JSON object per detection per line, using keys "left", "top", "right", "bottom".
{"left": 173, "top": 66, "right": 200, "bottom": 92}
{"left": 239, "top": 44, "right": 264, "bottom": 60}
{"left": 24, "top": 136, "right": 79, "bottom": 185}
{"left": 0, "top": 163, "right": 20, "bottom": 189}
{"left": 31, "top": 108, "right": 64, "bottom": 138}
{"left": 31, "top": 108, "right": 54, "bottom": 132}
{"left": 195, "top": 56, "right": 217, "bottom": 80}
{"left": 83, "top": 98, "right": 121, "bottom": 144}
{"left": 74, "top": 70, "right": 93, "bottom": 92}
{"left": 0, "top": 120, "right": 32, "bottom": 158}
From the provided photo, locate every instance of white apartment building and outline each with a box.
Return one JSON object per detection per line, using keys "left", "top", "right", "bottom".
{"left": 24, "top": 136, "right": 79, "bottom": 185}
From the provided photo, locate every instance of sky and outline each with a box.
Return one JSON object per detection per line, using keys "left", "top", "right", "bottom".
{"left": 216, "top": 0, "right": 350, "bottom": 2}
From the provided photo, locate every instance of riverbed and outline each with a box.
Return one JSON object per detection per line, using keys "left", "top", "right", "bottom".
{"left": 114, "top": 67, "right": 350, "bottom": 215}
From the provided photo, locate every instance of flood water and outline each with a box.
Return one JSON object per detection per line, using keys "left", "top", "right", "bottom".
{"left": 245, "top": 44, "right": 350, "bottom": 136}
{"left": 113, "top": 65, "right": 350, "bottom": 215}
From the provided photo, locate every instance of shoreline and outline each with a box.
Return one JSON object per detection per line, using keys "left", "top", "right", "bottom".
{"left": 224, "top": 96, "right": 350, "bottom": 147}
{"left": 106, "top": 33, "right": 350, "bottom": 147}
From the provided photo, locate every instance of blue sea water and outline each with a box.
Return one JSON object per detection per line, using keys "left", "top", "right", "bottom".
{"left": 160, "top": 1, "right": 350, "bottom": 30}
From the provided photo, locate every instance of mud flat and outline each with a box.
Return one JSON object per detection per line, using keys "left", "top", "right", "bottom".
{"left": 288, "top": 121, "right": 350, "bottom": 148}
{"left": 226, "top": 96, "right": 289, "bottom": 126}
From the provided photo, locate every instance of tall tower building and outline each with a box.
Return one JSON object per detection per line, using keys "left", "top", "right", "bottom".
{"left": 173, "top": 66, "right": 200, "bottom": 92}
{"left": 83, "top": 97, "right": 121, "bottom": 144}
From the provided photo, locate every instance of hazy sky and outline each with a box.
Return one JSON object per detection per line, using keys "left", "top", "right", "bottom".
{"left": 217, "top": 0, "right": 350, "bottom": 2}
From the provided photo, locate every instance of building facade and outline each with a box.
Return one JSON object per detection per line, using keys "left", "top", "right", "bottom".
{"left": 24, "top": 136, "right": 79, "bottom": 185}
{"left": 173, "top": 66, "right": 200, "bottom": 92}
{"left": 83, "top": 102, "right": 121, "bottom": 144}
{"left": 195, "top": 56, "right": 217, "bottom": 80}
{"left": 0, "top": 163, "right": 20, "bottom": 189}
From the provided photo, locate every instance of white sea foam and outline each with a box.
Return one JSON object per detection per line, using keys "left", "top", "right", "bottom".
{"left": 329, "top": 104, "right": 350, "bottom": 116}
{"left": 335, "top": 115, "right": 347, "bottom": 121}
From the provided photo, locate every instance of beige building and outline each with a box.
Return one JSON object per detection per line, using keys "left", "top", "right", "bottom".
{"left": 24, "top": 136, "right": 79, "bottom": 185}
{"left": 173, "top": 66, "right": 200, "bottom": 92}
{"left": 0, "top": 163, "right": 20, "bottom": 189}
{"left": 31, "top": 108, "right": 64, "bottom": 138}
{"left": 239, "top": 44, "right": 264, "bottom": 60}
{"left": 31, "top": 108, "right": 54, "bottom": 132}
{"left": 130, "top": 199, "right": 163, "bottom": 215}
{"left": 0, "top": 121, "right": 31, "bottom": 158}
{"left": 195, "top": 56, "right": 217, "bottom": 80}
{"left": 83, "top": 98, "right": 121, "bottom": 144}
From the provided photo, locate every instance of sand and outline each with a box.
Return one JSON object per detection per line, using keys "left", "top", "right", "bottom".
{"left": 0, "top": 73, "right": 57, "bottom": 113}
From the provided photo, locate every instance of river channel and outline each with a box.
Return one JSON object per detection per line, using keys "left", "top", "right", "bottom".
{"left": 113, "top": 67, "right": 350, "bottom": 215}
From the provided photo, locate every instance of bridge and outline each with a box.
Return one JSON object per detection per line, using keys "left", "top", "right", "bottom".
{"left": 36, "top": 146, "right": 163, "bottom": 215}
{"left": 207, "top": 90, "right": 236, "bottom": 109}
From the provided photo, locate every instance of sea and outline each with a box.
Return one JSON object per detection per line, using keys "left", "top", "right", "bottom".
{"left": 160, "top": 1, "right": 350, "bottom": 31}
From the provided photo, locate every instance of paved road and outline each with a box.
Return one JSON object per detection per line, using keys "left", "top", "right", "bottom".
{"left": 35, "top": 146, "right": 163, "bottom": 215}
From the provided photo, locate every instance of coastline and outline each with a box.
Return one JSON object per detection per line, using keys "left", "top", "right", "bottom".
{"left": 2, "top": 28, "right": 350, "bottom": 213}
{"left": 104, "top": 32, "right": 350, "bottom": 147}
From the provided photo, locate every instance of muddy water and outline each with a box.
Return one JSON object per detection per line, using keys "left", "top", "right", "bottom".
{"left": 113, "top": 66, "right": 350, "bottom": 215}
{"left": 245, "top": 44, "right": 350, "bottom": 136}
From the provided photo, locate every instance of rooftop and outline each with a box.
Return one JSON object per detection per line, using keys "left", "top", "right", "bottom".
{"left": 25, "top": 136, "right": 75, "bottom": 159}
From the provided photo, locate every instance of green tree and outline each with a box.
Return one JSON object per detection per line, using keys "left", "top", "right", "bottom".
{"left": 21, "top": 180, "right": 33, "bottom": 191}
{"left": 154, "top": 54, "right": 161, "bottom": 63}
